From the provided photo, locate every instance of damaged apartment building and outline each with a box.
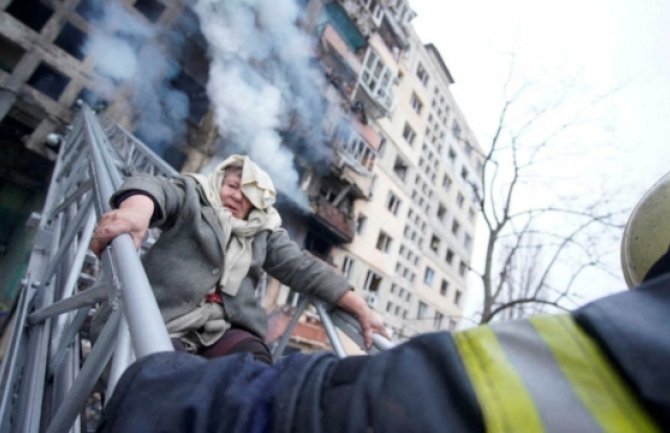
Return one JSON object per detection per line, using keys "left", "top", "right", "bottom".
{"left": 0, "top": 0, "right": 483, "bottom": 348}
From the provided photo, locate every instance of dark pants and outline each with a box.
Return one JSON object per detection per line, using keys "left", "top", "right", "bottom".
{"left": 172, "top": 328, "right": 273, "bottom": 364}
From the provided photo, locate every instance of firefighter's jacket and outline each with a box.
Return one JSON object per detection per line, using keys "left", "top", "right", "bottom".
{"left": 97, "top": 274, "right": 670, "bottom": 433}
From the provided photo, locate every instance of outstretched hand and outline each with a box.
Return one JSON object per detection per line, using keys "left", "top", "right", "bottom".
{"left": 336, "top": 290, "right": 390, "bottom": 349}
{"left": 89, "top": 194, "right": 155, "bottom": 257}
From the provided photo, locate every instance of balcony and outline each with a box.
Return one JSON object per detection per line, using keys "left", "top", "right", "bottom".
{"left": 309, "top": 195, "right": 355, "bottom": 243}
{"left": 319, "top": 24, "right": 362, "bottom": 102}
{"left": 353, "top": 80, "right": 395, "bottom": 119}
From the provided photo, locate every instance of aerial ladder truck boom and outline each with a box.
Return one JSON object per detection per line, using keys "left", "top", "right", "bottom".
{"left": 0, "top": 105, "right": 390, "bottom": 433}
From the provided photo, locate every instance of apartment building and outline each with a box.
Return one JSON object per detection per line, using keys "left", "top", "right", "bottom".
{"left": 315, "top": 0, "right": 483, "bottom": 339}
{"left": 0, "top": 0, "right": 482, "bottom": 345}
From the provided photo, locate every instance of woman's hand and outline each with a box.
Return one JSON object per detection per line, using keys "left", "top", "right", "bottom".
{"left": 90, "top": 194, "right": 155, "bottom": 257}
{"left": 336, "top": 290, "right": 390, "bottom": 349}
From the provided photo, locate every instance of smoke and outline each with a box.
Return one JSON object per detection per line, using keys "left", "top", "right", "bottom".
{"left": 82, "top": 2, "right": 190, "bottom": 155}
{"left": 194, "top": 0, "right": 333, "bottom": 206}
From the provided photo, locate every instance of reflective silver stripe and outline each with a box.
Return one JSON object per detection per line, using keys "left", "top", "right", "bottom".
{"left": 492, "top": 319, "right": 602, "bottom": 433}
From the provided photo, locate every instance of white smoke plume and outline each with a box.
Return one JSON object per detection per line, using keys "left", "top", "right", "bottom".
{"left": 82, "top": 2, "right": 190, "bottom": 156}
{"left": 194, "top": 0, "right": 332, "bottom": 206}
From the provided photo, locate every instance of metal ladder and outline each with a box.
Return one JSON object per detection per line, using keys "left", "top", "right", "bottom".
{"left": 0, "top": 105, "right": 392, "bottom": 433}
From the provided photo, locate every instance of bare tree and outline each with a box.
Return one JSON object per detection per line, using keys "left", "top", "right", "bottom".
{"left": 469, "top": 70, "right": 626, "bottom": 324}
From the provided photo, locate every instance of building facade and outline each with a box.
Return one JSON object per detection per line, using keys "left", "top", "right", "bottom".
{"left": 0, "top": 0, "right": 482, "bottom": 345}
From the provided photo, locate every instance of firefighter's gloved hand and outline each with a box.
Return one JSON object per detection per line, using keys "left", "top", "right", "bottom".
{"left": 90, "top": 194, "right": 154, "bottom": 257}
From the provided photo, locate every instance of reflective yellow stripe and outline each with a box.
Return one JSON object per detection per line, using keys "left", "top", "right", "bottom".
{"left": 454, "top": 326, "right": 545, "bottom": 433}
{"left": 530, "top": 315, "right": 660, "bottom": 433}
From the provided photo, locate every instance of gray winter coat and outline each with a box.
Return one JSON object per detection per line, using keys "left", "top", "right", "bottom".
{"left": 111, "top": 174, "right": 350, "bottom": 339}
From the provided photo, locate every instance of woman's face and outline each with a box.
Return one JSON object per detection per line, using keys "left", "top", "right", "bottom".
{"left": 220, "top": 170, "right": 253, "bottom": 219}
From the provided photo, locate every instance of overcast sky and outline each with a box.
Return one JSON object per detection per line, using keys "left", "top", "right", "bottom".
{"left": 409, "top": 0, "right": 670, "bottom": 318}
{"left": 411, "top": 0, "right": 670, "bottom": 191}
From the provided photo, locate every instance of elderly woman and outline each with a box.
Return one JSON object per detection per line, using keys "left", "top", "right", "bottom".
{"left": 90, "top": 155, "right": 386, "bottom": 363}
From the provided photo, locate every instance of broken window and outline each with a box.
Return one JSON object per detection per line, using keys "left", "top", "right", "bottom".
{"left": 6, "top": 0, "right": 53, "bottom": 32}
{"left": 54, "top": 23, "right": 87, "bottom": 61}
{"left": 172, "top": 71, "right": 209, "bottom": 123}
{"left": 27, "top": 63, "right": 70, "bottom": 101}
{"left": 0, "top": 35, "right": 26, "bottom": 73}
{"left": 134, "top": 0, "right": 166, "bottom": 22}
{"left": 363, "top": 270, "right": 382, "bottom": 292}
{"left": 76, "top": 0, "right": 104, "bottom": 20}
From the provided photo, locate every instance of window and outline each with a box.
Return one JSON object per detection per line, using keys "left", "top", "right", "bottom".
{"left": 465, "top": 141, "right": 473, "bottom": 156}
{"left": 363, "top": 270, "right": 382, "bottom": 292}
{"left": 442, "top": 174, "right": 452, "bottom": 190}
{"left": 430, "top": 235, "right": 440, "bottom": 253}
{"left": 423, "top": 267, "right": 435, "bottom": 286}
{"left": 445, "top": 249, "right": 454, "bottom": 265}
{"left": 452, "top": 120, "right": 462, "bottom": 139}
{"left": 0, "top": 35, "right": 26, "bottom": 73}
{"left": 454, "top": 290, "right": 462, "bottom": 306}
{"left": 27, "top": 63, "right": 70, "bottom": 100}
{"left": 464, "top": 233, "right": 472, "bottom": 250}
{"left": 451, "top": 219, "right": 460, "bottom": 236}
{"left": 468, "top": 207, "right": 476, "bottom": 222}
{"left": 449, "top": 319, "right": 458, "bottom": 331}
{"left": 54, "top": 23, "right": 87, "bottom": 61}
{"left": 402, "top": 122, "right": 416, "bottom": 145}
{"left": 134, "top": 0, "right": 166, "bottom": 22}
{"left": 458, "top": 261, "right": 468, "bottom": 277}
{"left": 416, "top": 62, "right": 429, "bottom": 87}
{"left": 437, "top": 203, "right": 447, "bottom": 222}
{"left": 434, "top": 312, "right": 444, "bottom": 329}
{"left": 376, "top": 231, "right": 393, "bottom": 253}
{"left": 341, "top": 256, "right": 354, "bottom": 280}
{"left": 338, "top": 126, "right": 376, "bottom": 171}
{"left": 410, "top": 92, "right": 423, "bottom": 114}
{"left": 418, "top": 301, "right": 428, "bottom": 319}
{"left": 386, "top": 302, "right": 393, "bottom": 312}
{"left": 6, "top": 0, "right": 53, "bottom": 32}
{"left": 172, "top": 71, "right": 209, "bottom": 123}
{"left": 356, "top": 214, "right": 367, "bottom": 235}
{"left": 378, "top": 137, "right": 387, "bottom": 157}
{"left": 386, "top": 191, "right": 401, "bottom": 215}
{"left": 448, "top": 148, "right": 457, "bottom": 164}
{"left": 440, "top": 279, "right": 449, "bottom": 296}
{"left": 361, "top": 49, "right": 394, "bottom": 110}
{"left": 393, "top": 156, "right": 408, "bottom": 181}
{"left": 456, "top": 192, "right": 465, "bottom": 208}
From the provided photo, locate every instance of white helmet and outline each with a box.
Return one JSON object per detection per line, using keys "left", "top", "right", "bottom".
{"left": 621, "top": 170, "right": 670, "bottom": 287}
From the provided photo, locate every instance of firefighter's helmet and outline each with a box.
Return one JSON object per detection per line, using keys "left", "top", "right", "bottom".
{"left": 621, "top": 170, "right": 670, "bottom": 287}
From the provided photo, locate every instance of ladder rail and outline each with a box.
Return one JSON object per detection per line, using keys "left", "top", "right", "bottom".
{"left": 0, "top": 104, "right": 394, "bottom": 433}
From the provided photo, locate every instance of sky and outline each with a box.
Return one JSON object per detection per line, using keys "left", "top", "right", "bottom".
{"left": 409, "top": 0, "right": 670, "bottom": 319}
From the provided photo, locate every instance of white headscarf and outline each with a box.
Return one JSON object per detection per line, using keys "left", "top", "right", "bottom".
{"left": 187, "top": 155, "right": 282, "bottom": 297}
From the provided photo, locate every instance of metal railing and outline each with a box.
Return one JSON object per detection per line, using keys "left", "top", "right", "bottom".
{"left": 0, "top": 105, "right": 392, "bottom": 433}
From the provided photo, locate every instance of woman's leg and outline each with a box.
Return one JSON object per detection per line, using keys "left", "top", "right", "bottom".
{"left": 198, "top": 328, "right": 273, "bottom": 364}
